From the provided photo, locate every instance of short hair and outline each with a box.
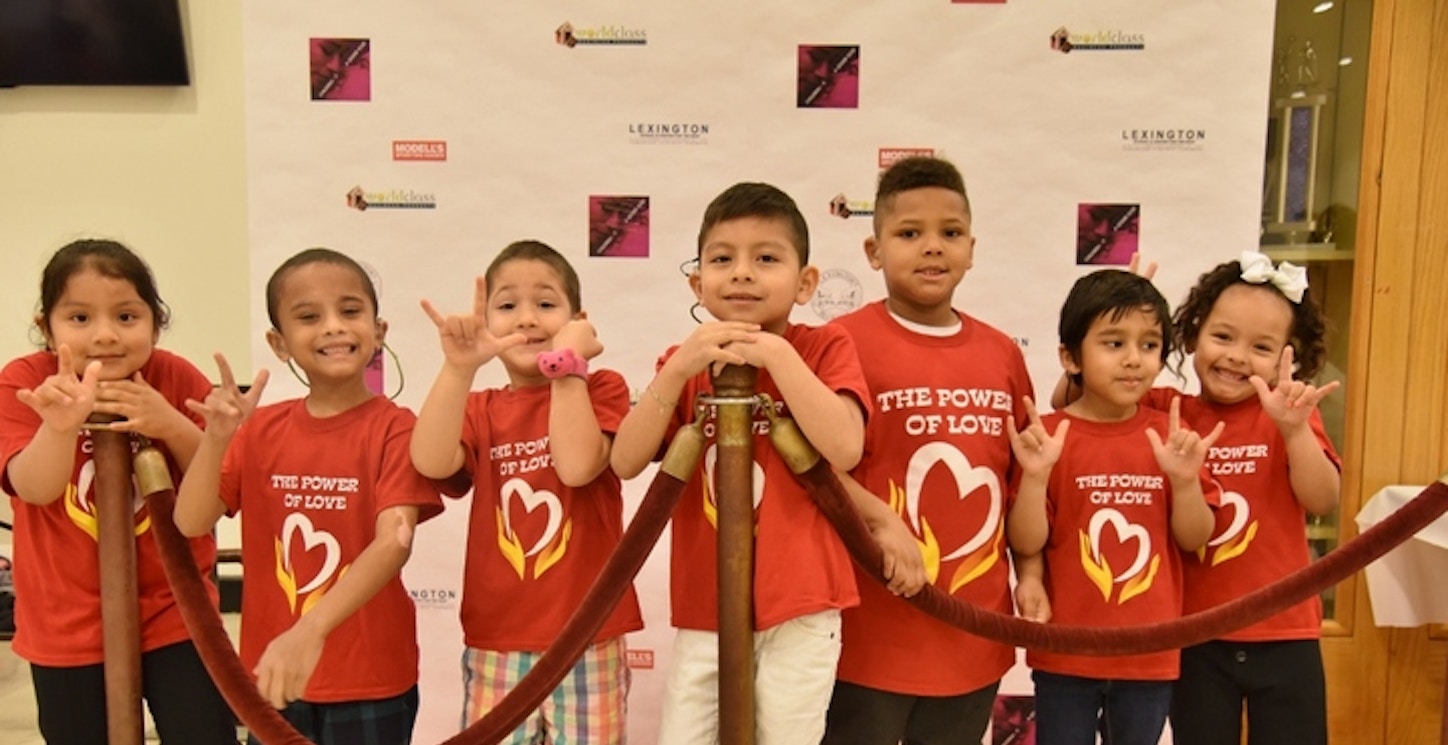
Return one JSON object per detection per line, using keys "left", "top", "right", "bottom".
{"left": 874, "top": 156, "right": 972, "bottom": 234}
{"left": 696, "top": 182, "right": 810, "bottom": 265}
{"left": 265, "top": 248, "right": 379, "bottom": 329}
{"left": 484, "top": 240, "right": 582, "bottom": 313}
{"left": 1059, "top": 269, "right": 1172, "bottom": 386}
{"left": 36, "top": 238, "right": 170, "bottom": 342}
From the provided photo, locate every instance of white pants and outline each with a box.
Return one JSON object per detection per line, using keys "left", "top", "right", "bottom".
{"left": 656, "top": 609, "right": 843, "bottom": 745}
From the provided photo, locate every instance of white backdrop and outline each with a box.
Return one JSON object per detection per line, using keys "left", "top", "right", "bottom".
{"left": 242, "top": 2, "right": 1274, "bottom": 743}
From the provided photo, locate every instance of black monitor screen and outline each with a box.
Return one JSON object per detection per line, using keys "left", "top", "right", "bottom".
{"left": 0, "top": 0, "right": 189, "bottom": 87}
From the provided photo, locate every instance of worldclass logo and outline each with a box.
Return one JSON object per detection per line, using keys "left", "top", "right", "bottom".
{"left": 556, "top": 21, "right": 648, "bottom": 47}
{"left": 1050, "top": 26, "right": 1146, "bottom": 53}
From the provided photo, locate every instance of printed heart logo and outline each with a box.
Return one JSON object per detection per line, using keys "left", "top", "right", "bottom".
{"left": 703, "top": 444, "right": 765, "bottom": 511}
{"left": 1208, "top": 490, "right": 1249, "bottom": 547}
{"left": 280, "top": 513, "right": 340, "bottom": 594}
{"left": 500, "top": 477, "right": 562, "bottom": 556}
{"left": 1086, "top": 509, "right": 1151, "bottom": 583}
{"left": 904, "top": 442, "right": 1000, "bottom": 562}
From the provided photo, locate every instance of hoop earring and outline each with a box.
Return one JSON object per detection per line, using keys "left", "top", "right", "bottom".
{"left": 381, "top": 341, "right": 406, "bottom": 401}
{"left": 286, "top": 359, "right": 310, "bottom": 388}
{"left": 689, "top": 302, "right": 706, "bottom": 324}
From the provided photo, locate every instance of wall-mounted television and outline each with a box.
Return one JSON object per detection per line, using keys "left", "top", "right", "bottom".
{"left": 0, "top": 0, "right": 190, "bottom": 87}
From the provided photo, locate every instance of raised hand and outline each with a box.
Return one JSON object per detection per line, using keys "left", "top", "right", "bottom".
{"left": 420, "top": 276, "right": 528, "bottom": 372}
{"left": 1250, "top": 346, "right": 1340, "bottom": 432}
{"left": 16, "top": 345, "right": 101, "bottom": 433}
{"left": 1128, "top": 252, "right": 1158, "bottom": 280}
{"left": 1006, "top": 396, "right": 1069, "bottom": 477}
{"left": 185, "top": 353, "right": 269, "bottom": 442}
{"left": 1146, "top": 396, "right": 1224, "bottom": 482}
{"left": 551, "top": 316, "right": 604, "bottom": 360}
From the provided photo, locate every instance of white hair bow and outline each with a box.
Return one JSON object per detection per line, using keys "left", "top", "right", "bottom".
{"left": 1238, "top": 250, "right": 1308, "bottom": 303}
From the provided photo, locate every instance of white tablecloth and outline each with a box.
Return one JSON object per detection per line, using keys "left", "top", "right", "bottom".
{"left": 1356, "top": 484, "right": 1448, "bottom": 627}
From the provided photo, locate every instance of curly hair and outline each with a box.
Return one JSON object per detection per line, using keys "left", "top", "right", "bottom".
{"left": 1172, "top": 258, "right": 1329, "bottom": 379}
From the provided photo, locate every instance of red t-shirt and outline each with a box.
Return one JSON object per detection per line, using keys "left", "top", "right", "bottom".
{"left": 662, "top": 323, "right": 869, "bottom": 631}
{"left": 1145, "top": 389, "right": 1339, "bottom": 641}
{"left": 455, "top": 370, "right": 644, "bottom": 651}
{"left": 219, "top": 396, "right": 444, "bottom": 703}
{"left": 831, "top": 302, "right": 1032, "bottom": 696}
{"left": 1024, "top": 406, "right": 1220, "bottom": 681}
{"left": 0, "top": 349, "right": 218, "bottom": 667}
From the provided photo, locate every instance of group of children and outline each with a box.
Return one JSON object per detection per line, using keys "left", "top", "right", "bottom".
{"left": 0, "top": 154, "right": 1340, "bottom": 745}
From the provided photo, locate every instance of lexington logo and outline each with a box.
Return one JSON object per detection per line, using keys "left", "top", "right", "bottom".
{"left": 1050, "top": 26, "right": 1146, "bottom": 53}
{"left": 628, "top": 122, "right": 710, "bottom": 145}
{"left": 392, "top": 140, "right": 447, "bottom": 161}
{"left": 1121, "top": 129, "right": 1206, "bottom": 151}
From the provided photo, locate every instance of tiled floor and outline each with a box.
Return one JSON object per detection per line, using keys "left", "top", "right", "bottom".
{"left": 0, "top": 614, "right": 245, "bottom": 744}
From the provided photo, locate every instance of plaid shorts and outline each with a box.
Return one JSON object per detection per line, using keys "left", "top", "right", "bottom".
{"left": 247, "top": 684, "right": 418, "bottom": 745}
{"left": 461, "top": 636, "right": 630, "bottom": 745}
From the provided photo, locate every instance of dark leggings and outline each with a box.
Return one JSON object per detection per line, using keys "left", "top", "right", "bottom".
{"left": 29, "top": 639, "right": 237, "bottom": 745}
{"left": 1170, "top": 639, "right": 1327, "bottom": 745}
{"left": 823, "top": 679, "right": 1000, "bottom": 745}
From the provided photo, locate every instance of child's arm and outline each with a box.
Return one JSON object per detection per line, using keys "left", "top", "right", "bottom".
{"left": 1148, "top": 396, "right": 1224, "bottom": 551}
{"left": 411, "top": 278, "right": 527, "bottom": 479}
{"left": 95, "top": 372, "right": 204, "bottom": 469}
{"left": 547, "top": 318, "right": 612, "bottom": 486}
{"left": 1250, "top": 346, "right": 1342, "bottom": 516}
{"left": 1012, "top": 551, "right": 1051, "bottom": 623}
{"left": 253, "top": 504, "right": 420, "bottom": 709}
{"left": 1005, "top": 397, "right": 1068, "bottom": 555}
{"left": 175, "top": 354, "right": 268, "bottom": 537}
{"left": 725, "top": 332, "right": 864, "bottom": 470}
{"left": 837, "top": 469, "right": 926, "bottom": 597}
{"left": 611, "top": 321, "right": 759, "bottom": 479}
{"left": 7, "top": 346, "right": 100, "bottom": 505}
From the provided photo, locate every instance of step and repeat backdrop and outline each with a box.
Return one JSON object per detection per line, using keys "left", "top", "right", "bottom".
{"left": 243, "top": 2, "right": 1274, "bottom": 742}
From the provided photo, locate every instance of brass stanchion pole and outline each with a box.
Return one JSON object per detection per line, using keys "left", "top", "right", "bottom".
{"left": 712, "top": 364, "right": 757, "bottom": 745}
{"left": 90, "top": 424, "right": 143, "bottom": 745}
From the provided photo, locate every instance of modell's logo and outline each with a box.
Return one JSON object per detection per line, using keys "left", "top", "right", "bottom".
{"left": 392, "top": 140, "right": 447, "bottom": 161}
{"left": 879, "top": 148, "right": 936, "bottom": 170}
{"left": 1050, "top": 26, "right": 1146, "bottom": 53}
{"left": 1121, "top": 129, "right": 1206, "bottom": 151}
{"left": 345, "top": 186, "right": 438, "bottom": 211}
{"left": 555, "top": 21, "right": 648, "bottom": 47}
{"left": 828, "top": 193, "right": 874, "bottom": 219}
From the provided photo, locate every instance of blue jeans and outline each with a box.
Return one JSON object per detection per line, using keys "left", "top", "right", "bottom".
{"left": 1033, "top": 670, "right": 1171, "bottom": 745}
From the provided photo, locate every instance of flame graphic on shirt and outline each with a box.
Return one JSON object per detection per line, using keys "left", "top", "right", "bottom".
{"left": 495, "top": 477, "right": 572, "bottom": 580}
{"left": 1195, "top": 490, "right": 1258, "bottom": 566}
{"left": 1079, "top": 509, "right": 1160, "bottom": 604}
{"left": 64, "top": 459, "right": 151, "bottom": 541}
{"left": 274, "top": 513, "right": 346, "bottom": 616}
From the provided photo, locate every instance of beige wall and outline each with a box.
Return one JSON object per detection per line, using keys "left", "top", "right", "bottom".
{"left": 0, "top": 0, "right": 250, "bottom": 374}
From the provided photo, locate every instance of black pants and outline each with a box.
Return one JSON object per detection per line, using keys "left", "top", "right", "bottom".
{"left": 1170, "top": 639, "right": 1327, "bottom": 745}
{"left": 822, "top": 678, "right": 999, "bottom": 745}
{"left": 30, "top": 639, "right": 237, "bottom": 745}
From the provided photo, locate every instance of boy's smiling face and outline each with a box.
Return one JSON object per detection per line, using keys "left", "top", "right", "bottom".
{"left": 691, "top": 216, "right": 818, "bottom": 335}
{"left": 866, "top": 186, "right": 975, "bottom": 327}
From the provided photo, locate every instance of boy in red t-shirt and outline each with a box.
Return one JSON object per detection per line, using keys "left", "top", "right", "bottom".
{"left": 1008, "top": 269, "right": 1220, "bottom": 745}
{"left": 611, "top": 182, "right": 870, "bottom": 744}
{"left": 411, "top": 240, "right": 643, "bottom": 744}
{"left": 822, "top": 156, "right": 1039, "bottom": 745}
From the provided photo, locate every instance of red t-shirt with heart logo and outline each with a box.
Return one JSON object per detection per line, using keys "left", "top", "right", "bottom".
{"left": 1026, "top": 406, "right": 1222, "bottom": 681}
{"left": 221, "top": 396, "right": 443, "bottom": 702}
{"left": 456, "top": 369, "right": 643, "bottom": 651}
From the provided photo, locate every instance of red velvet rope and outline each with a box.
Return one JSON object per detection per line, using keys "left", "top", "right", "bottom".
{"left": 801, "top": 462, "right": 1448, "bottom": 655}
{"left": 147, "top": 486, "right": 312, "bottom": 745}
{"left": 152, "top": 439, "right": 1448, "bottom": 743}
